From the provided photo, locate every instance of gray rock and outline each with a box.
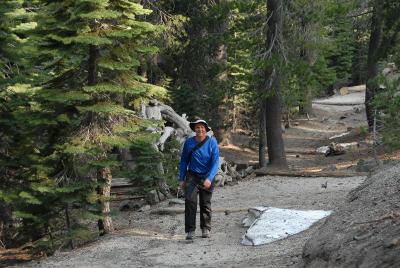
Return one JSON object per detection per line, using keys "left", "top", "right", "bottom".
{"left": 355, "top": 159, "right": 381, "bottom": 172}
{"left": 138, "top": 204, "right": 151, "bottom": 212}
{"left": 119, "top": 199, "right": 147, "bottom": 211}
{"left": 235, "top": 162, "right": 249, "bottom": 171}
{"left": 168, "top": 198, "right": 185, "bottom": 206}
{"left": 146, "top": 190, "right": 160, "bottom": 205}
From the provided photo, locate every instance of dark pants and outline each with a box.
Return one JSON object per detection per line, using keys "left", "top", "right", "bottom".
{"left": 184, "top": 172, "right": 213, "bottom": 233}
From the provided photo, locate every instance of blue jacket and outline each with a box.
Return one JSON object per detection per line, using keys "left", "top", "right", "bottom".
{"left": 179, "top": 136, "right": 219, "bottom": 182}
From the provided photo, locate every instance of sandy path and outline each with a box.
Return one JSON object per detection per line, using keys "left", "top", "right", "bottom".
{"left": 312, "top": 92, "right": 365, "bottom": 105}
{"left": 27, "top": 175, "right": 365, "bottom": 268}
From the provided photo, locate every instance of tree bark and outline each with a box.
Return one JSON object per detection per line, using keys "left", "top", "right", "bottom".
{"left": 298, "top": 4, "right": 317, "bottom": 116}
{"left": 87, "top": 44, "right": 114, "bottom": 234}
{"left": 365, "top": 0, "right": 383, "bottom": 130}
{"left": 97, "top": 167, "right": 114, "bottom": 235}
{"left": 0, "top": 200, "right": 11, "bottom": 248}
{"left": 262, "top": 0, "right": 287, "bottom": 168}
{"left": 259, "top": 99, "right": 267, "bottom": 168}
{"left": 88, "top": 45, "right": 99, "bottom": 85}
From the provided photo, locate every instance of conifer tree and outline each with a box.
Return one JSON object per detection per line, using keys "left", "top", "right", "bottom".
{"left": 35, "top": 0, "right": 160, "bottom": 233}
{"left": 1, "top": 0, "right": 161, "bottom": 249}
{"left": 0, "top": 0, "right": 39, "bottom": 247}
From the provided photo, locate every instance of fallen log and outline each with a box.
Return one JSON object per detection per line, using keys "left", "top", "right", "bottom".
{"left": 285, "top": 148, "right": 318, "bottom": 155}
{"left": 110, "top": 195, "right": 146, "bottom": 202}
{"left": 339, "top": 85, "right": 366, "bottom": 95}
{"left": 111, "top": 177, "right": 136, "bottom": 188}
{"left": 316, "top": 142, "right": 359, "bottom": 156}
{"left": 150, "top": 207, "right": 249, "bottom": 215}
{"left": 254, "top": 168, "right": 367, "bottom": 177}
{"left": 0, "top": 243, "right": 43, "bottom": 266}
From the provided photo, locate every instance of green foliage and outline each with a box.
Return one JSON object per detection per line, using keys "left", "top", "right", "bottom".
{"left": 0, "top": 0, "right": 163, "bottom": 251}
{"left": 148, "top": 0, "right": 232, "bottom": 130}
{"left": 324, "top": 0, "right": 359, "bottom": 84}
{"left": 125, "top": 136, "right": 163, "bottom": 187}
{"left": 373, "top": 76, "right": 400, "bottom": 148}
{"left": 161, "top": 138, "right": 181, "bottom": 191}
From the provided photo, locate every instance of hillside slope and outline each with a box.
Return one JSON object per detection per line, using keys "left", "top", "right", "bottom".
{"left": 303, "top": 164, "right": 400, "bottom": 267}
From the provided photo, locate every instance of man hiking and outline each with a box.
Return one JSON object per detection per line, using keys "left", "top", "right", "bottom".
{"left": 178, "top": 119, "right": 219, "bottom": 240}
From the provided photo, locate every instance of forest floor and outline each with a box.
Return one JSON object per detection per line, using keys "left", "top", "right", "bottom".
{"left": 18, "top": 91, "right": 400, "bottom": 268}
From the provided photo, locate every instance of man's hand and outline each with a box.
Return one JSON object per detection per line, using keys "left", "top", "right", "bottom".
{"left": 203, "top": 179, "right": 211, "bottom": 189}
{"left": 179, "top": 181, "right": 186, "bottom": 191}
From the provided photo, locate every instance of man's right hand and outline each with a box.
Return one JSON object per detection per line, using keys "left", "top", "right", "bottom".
{"left": 179, "top": 181, "right": 186, "bottom": 191}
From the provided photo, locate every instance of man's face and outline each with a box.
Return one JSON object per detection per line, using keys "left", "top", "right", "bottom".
{"left": 194, "top": 124, "right": 207, "bottom": 138}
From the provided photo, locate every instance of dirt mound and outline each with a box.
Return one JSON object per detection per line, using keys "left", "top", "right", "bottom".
{"left": 302, "top": 164, "right": 400, "bottom": 267}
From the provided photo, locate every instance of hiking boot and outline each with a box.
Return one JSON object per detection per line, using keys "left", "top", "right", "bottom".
{"left": 186, "top": 231, "right": 194, "bottom": 240}
{"left": 202, "top": 229, "right": 210, "bottom": 238}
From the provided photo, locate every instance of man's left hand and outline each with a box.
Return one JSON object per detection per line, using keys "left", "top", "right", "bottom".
{"left": 203, "top": 179, "right": 211, "bottom": 189}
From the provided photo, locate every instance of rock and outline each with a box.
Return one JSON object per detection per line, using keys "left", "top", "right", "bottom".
{"left": 339, "top": 87, "right": 349, "bottom": 95}
{"left": 168, "top": 198, "right": 185, "bottom": 206}
{"left": 138, "top": 204, "right": 151, "bottom": 212}
{"left": 119, "top": 200, "right": 132, "bottom": 211}
{"left": 214, "top": 173, "right": 228, "bottom": 187}
{"left": 119, "top": 199, "right": 147, "bottom": 211}
{"left": 316, "top": 146, "right": 330, "bottom": 155}
{"left": 384, "top": 238, "right": 400, "bottom": 248}
{"left": 158, "top": 190, "right": 168, "bottom": 202}
{"left": 356, "top": 159, "right": 381, "bottom": 172}
{"left": 146, "top": 190, "right": 160, "bottom": 205}
{"left": 235, "top": 162, "right": 249, "bottom": 171}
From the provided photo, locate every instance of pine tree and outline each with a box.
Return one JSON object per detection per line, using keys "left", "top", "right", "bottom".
{"left": 0, "top": 0, "right": 39, "bottom": 248}
{"left": 325, "top": 0, "right": 357, "bottom": 85}
{"left": 150, "top": 0, "right": 231, "bottom": 135}
{"left": 1, "top": 0, "right": 162, "bottom": 250}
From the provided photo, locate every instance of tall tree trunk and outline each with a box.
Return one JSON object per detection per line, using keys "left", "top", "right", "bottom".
{"left": 0, "top": 201, "right": 11, "bottom": 247}
{"left": 365, "top": 0, "right": 383, "bottom": 130}
{"left": 97, "top": 167, "right": 114, "bottom": 235}
{"left": 298, "top": 47, "right": 315, "bottom": 115}
{"left": 261, "top": 0, "right": 287, "bottom": 168}
{"left": 298, "top": 3, "right": 317, "bottom": 116}
{"left": 259, "top": 99, "right": 267, "bottom": 168}
{"left": 88, "top": 45, "right": 99, "bottom": 85}
{"left": 265, "top": 74, "right": 287, "bottom": 167}
{"left": 88, "top": 45, "right": 114, "bottom": 234}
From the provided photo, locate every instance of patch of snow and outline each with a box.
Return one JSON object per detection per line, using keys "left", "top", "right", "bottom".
{"left": 241, "top": 207, "right": 331, "bottom": 246}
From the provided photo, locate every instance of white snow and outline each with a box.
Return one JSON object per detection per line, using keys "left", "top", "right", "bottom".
{"left": 242, "top": 207, "right": 332, "bottom": 246}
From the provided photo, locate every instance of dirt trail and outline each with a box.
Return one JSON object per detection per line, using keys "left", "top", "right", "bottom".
{"left": 24, "top": 176, "right": 364, "bottom": 268}
{"left": 22, "top": 92, "right": 369, "bottom": 268}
